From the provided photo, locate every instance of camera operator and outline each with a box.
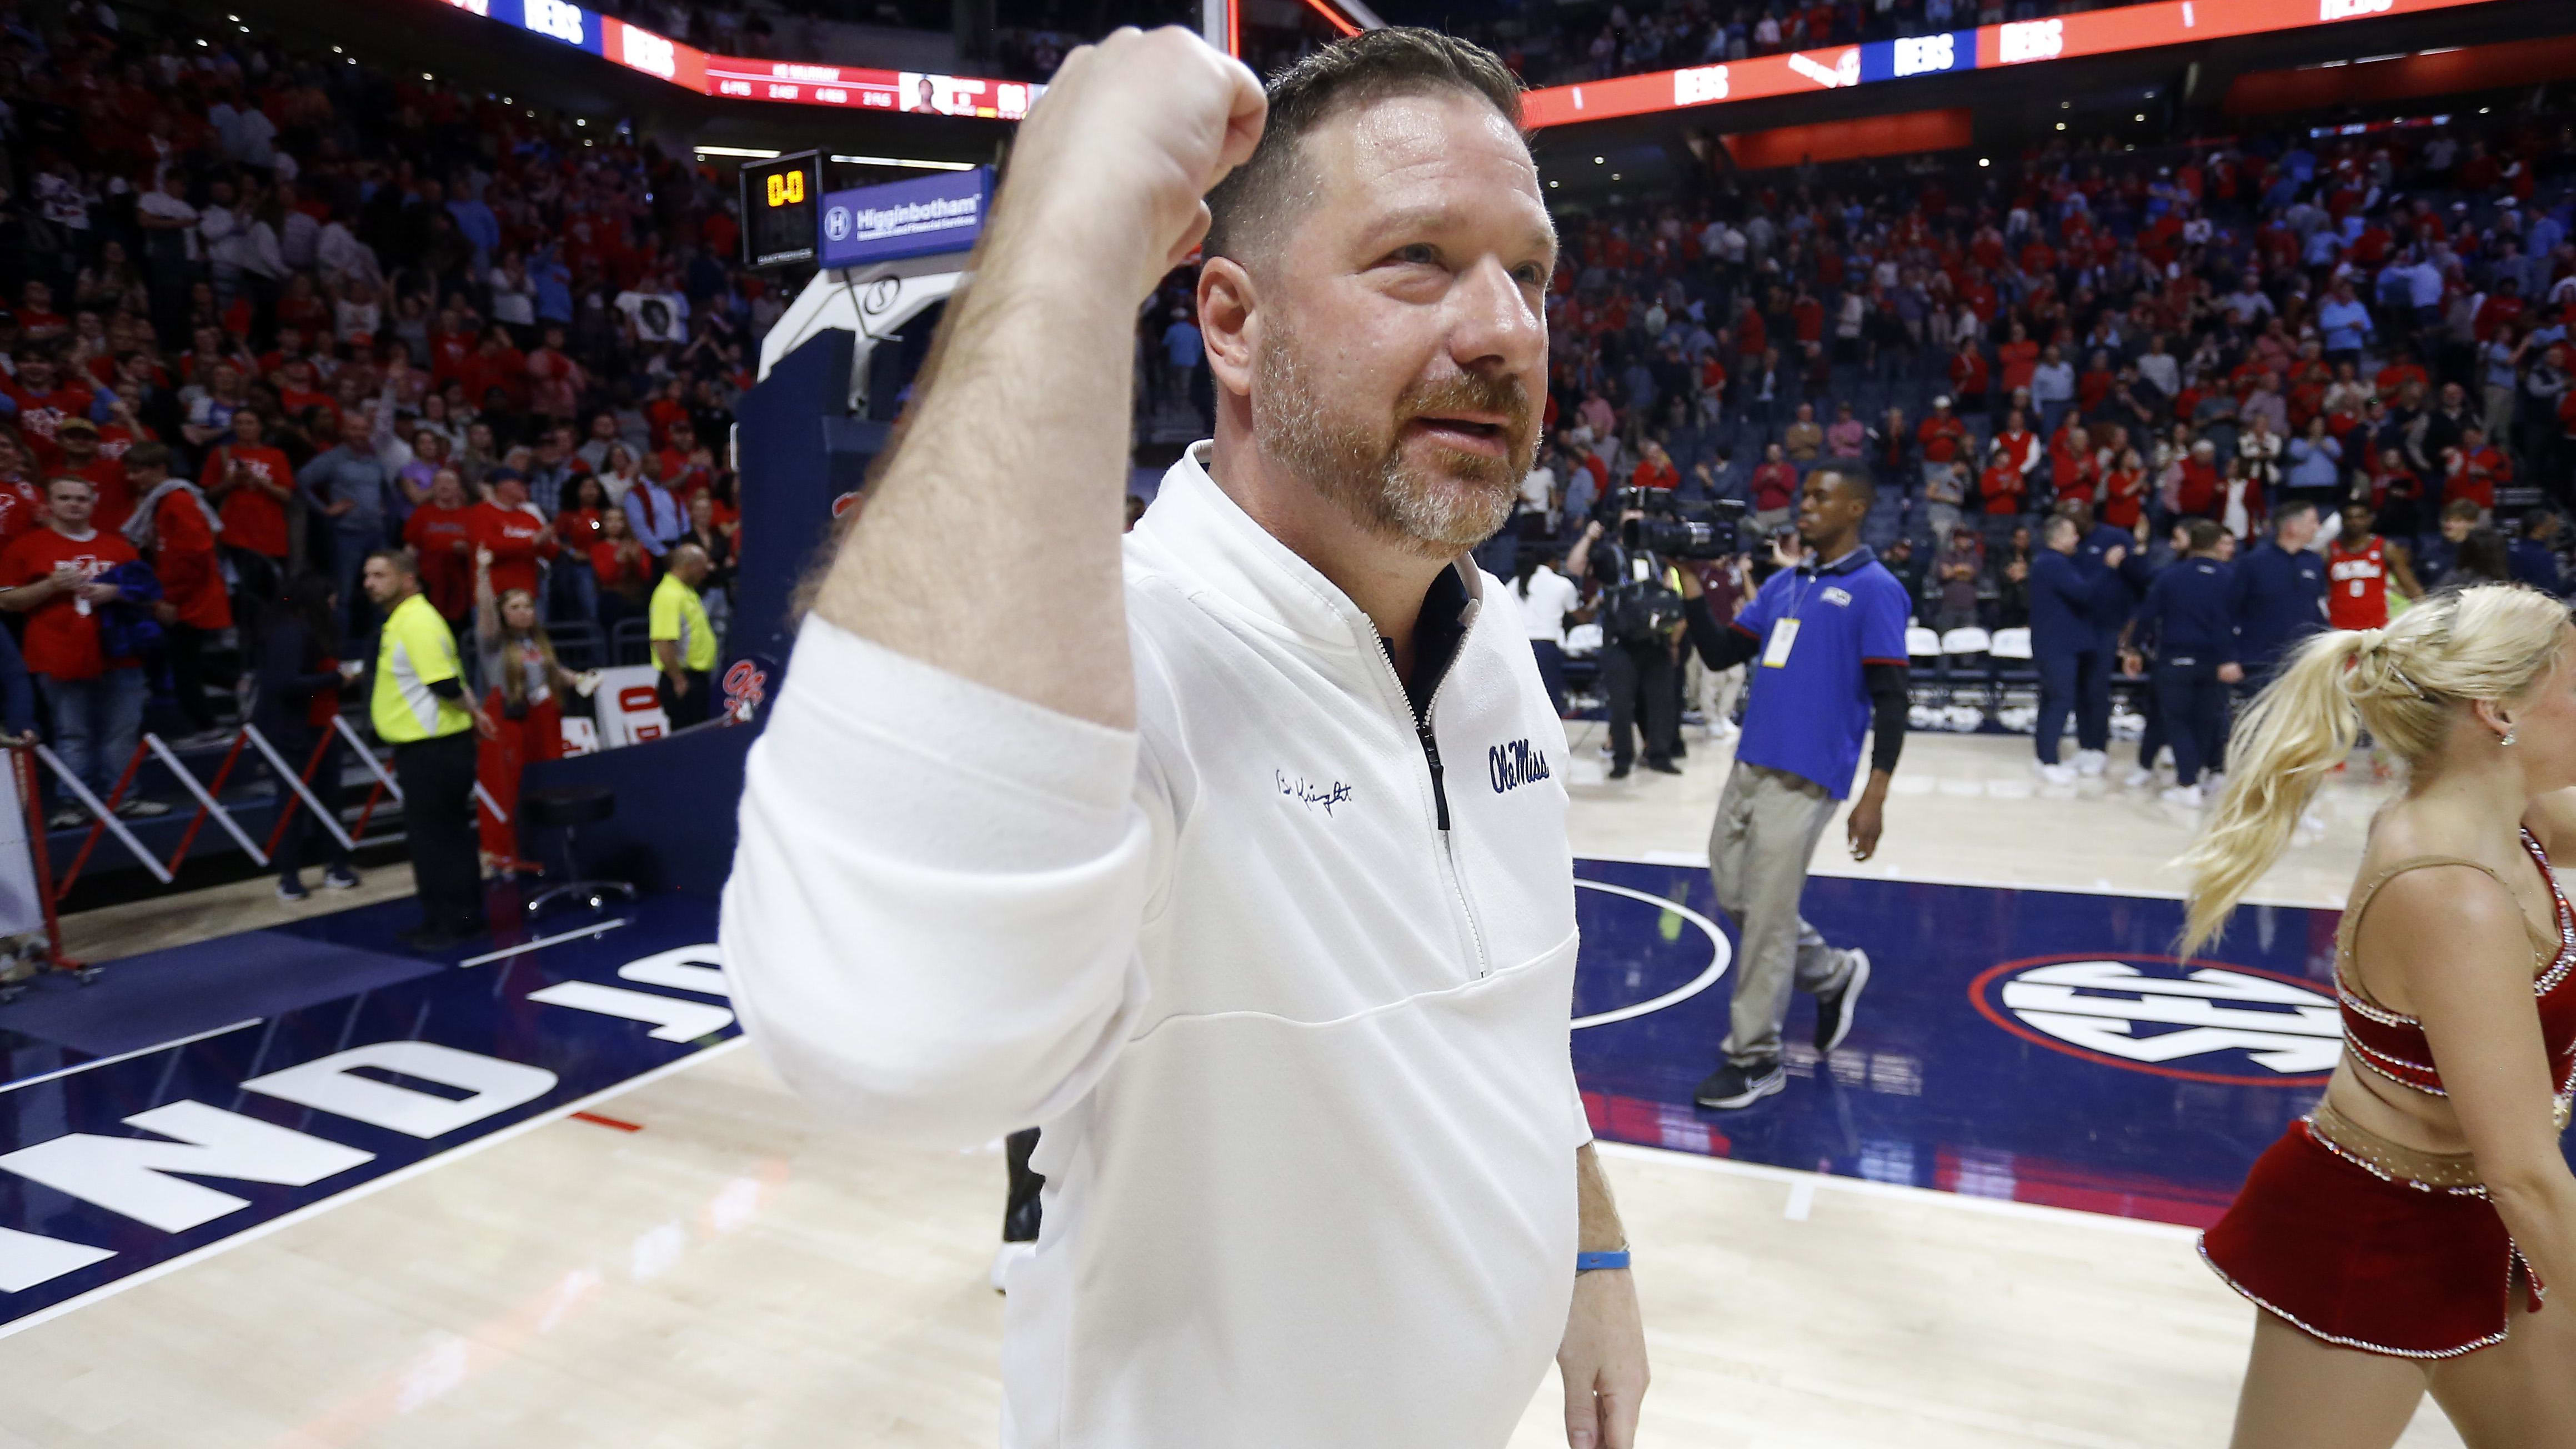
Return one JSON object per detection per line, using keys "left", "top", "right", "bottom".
{"left": 1672, "top": 466, "right": 1910, "bottom": 1110}
{"left": 1567, "top": 496, "right": 1683, "bottom": 778}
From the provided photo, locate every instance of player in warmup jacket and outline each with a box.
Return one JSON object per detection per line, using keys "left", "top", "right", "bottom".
{"left": 2231, "top": 501, "right": 2329, "bottom": 688}
{"left": 2127, "top": 520, "right": 2239, "bottom": 806}
{"left": 720, "top": 30, "right": 1647, "bottom": 1449}
{"left": 2326, "top": 500, "right": 2423, "bottom": 632}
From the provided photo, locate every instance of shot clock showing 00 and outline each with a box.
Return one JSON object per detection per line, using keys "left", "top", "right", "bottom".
{"left": 741, "top": 151, "right": 823, "bottom": 269}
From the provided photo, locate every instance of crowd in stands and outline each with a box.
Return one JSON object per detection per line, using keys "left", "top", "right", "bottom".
{"left": 1511, "top": 100, "right": 2576, "bottom": 642}
{"left": 1435, "top": 0, "right": 2251, "bottom": 90}
{"left": 0, "top": 1, "right": 758, "bottom": 854}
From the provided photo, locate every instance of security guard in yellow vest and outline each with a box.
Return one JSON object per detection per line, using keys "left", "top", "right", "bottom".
{"left": 650, "top": 542, "right": 719, "bottom": 728}
{"left": 365, "top": 549, "right": 492, "bottom": 949}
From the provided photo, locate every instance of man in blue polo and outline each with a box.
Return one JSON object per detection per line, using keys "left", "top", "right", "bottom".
{"left": 1676, "top": 466, "right": 1911, "bottom": 1109}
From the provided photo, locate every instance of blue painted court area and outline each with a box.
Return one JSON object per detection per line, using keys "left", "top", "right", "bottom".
{"left": 0, "top": 895, "right": 732, "bottom": 1334}
{"left": 1568, "top": 858, "right": 2344, "bottom": 1229}
{"left": 0, "top": 858, "right": 2480, "bottom": 1332}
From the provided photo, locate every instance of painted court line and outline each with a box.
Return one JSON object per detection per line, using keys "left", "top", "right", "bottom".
{"left": 457, "top": 918, "right": 633, "bottom": 968}
{"left": 0, "top": 1036, "right": 749, "bottom": 1343}
{"left": 0, "top": 1018, "right": 265, "bottom": 1097}
{"left": 1593, "top": 1140, "right": 2203, "bottom": 1242}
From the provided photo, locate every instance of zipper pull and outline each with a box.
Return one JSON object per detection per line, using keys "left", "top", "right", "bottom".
{"left": 1417, "top": 717, "right": 1450, "bottom": 832}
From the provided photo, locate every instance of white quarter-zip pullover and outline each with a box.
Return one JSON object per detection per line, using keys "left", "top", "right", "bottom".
{"left": 722, "top": 442, "right": 1589, "bottom": 1446}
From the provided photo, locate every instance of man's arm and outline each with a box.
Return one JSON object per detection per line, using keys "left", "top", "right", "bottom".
{"left": 719, "top": 29, "right": 1265, "bottom": 1150}
{"left": 805, "top": 31, "right": 1262, "bottom": 730}
{"left": 1558, "top": 1142, "right": 1647, "bottom": 1449}
{"left": 1672, "top": 567, "right": 1760, "bottom": 669}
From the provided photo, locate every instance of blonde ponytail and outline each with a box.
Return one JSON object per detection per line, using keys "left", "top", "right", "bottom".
{"left": 2178, "top": 583, "right": 2573, "bottom": 954}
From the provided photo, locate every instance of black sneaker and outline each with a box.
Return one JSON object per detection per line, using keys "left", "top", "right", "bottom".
{"left": 276, "top": 877, "right": 310, "bottom": 904}
{"left": 1607, "top": 763, "right": 1632, "bottom": 780}
{"left": 1813, "top": 948, "right": 1872, "bottom": 1053}
{"left": 114, "top": 798, "right": 171, "bottom": 819}
{"left": 44, "top": 806, "right": 83, "bottom": 830}
{"left": 1694, "top": 1060, "right": 1786, "bottom": 1110}
{"left": 1645, "top": 758, "right": 1682, "bottom": 775}
{"left": 322, "top": 865, "right": 363, "bottom": 891}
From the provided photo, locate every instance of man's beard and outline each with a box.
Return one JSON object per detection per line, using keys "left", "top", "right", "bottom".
{"left": 1251, "top": 316, "right": 1532, "bottom": 561}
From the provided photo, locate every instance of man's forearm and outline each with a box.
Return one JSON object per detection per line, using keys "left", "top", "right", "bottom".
{"left": 653, "top": 640, "right": 682, "bottom": 678}
{"left": 1576, "top": 1141, "right": 1626, "bottom": 1253}
{"left": 808, "top": 172, "right": 1145, "bottom": 730}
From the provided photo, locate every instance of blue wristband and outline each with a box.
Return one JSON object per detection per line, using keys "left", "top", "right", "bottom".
{"left": 1576, "top": 1250, "right": 1630, "bottom": 1273}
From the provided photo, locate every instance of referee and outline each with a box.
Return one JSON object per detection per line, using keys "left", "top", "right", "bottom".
{"left": 1675, "top": 466, "right": 1910, "bottom": 1109}
{"left": 363, "top": 549, "right": 492, "bottom": 949}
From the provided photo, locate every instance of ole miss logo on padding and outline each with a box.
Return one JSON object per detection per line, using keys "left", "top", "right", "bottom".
{"left": 1970, "top": 955, "right": 2339, "bottom": 1086}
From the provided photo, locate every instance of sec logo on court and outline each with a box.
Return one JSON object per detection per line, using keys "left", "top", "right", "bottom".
{"left": 1968, "top": 955, "right": 2339, "bottom": 1086}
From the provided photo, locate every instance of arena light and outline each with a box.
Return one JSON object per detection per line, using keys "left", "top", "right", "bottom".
{"left": 696, "top": 145, "right": 783, "bottom": 158}
{"left": 829, "top": 154, "right": 978, "bottom": 171}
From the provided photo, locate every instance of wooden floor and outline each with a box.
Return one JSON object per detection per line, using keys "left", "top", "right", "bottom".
{"left": 4, "top": 733, "right": 2474, "bottom": 1448}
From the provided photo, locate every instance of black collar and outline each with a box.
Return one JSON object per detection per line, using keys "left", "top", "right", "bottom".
{"left": 1381, "top": 564, "right": 1474, "bottom": 720}
{"left": 1799, "top": 544, "right": 1876, "bottom": 578}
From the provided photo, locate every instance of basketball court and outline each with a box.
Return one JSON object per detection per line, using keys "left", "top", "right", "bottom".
{"left": 0, "top": 731, "right": 2467, "bottom": 1447}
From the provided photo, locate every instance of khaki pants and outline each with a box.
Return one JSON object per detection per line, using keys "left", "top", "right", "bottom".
{"left": 1708, "top": 761, "right": 1854, "bottom": 1067}
{"left": 1689, "top": 655, "right": 1743, "bottom": 733}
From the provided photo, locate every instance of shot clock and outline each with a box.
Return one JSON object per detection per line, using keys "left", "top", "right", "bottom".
{"left": 741, "top": 151, "right": 823, "bottom": 269}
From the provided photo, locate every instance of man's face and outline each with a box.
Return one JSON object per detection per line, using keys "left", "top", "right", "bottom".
{"left": 592, "top": 414, "right": 618, "bottom": 442}
{"left": 1795, "top": 471, "right": 1865, "bottom": 546}
{"left": 340, "top": 410, "right": 371, "bottom": 446}
{"left": 19, "top": 359, "right": 51, "bottom": 392}
{"left": 2280, "top": 511, "right": 2319, "bottom": 549}
{"left": 2344, "top": 505, "right": 2374, "bottom": 539}
{"left": 362, "top": 557, "right": 404, "bottom": 604}
{"left": 60, "top": 429, "right": 94, "bottom": 460}
{"left": 1230, "top": 91, "right": 1552, "bottom": 560}
{"left": 47, "top": 482, "right": 92, "bottom": 528}
{"left": 2443, "top": 514, "right": 2473, "bottom": 542}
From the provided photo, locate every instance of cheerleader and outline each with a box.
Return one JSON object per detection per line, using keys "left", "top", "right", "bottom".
{"left": 2182, "top": 583, "right": 2576, "bottom": 1446}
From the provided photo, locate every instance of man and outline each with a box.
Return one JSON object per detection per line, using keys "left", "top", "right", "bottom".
{"left": 721, "top": 29, "right": 1644, "bottom": 1448}
{"left": 620, "top": 461, "right": 686, "bottom": 557}
{"left": 298, "top": 407, "right": 399, "bottom": 636}
{"left": 121, "top": 443, "right": 232, "bottom": 741}
{"left": 2128, "top": 521, "right": 2239, "bottom": 808}
{"left": 199, "top": 407, "right": 293, "bottom": 599}
{"left": 55, "top": 418, "right": 132, "bottom": 534}
{"left": 363, "top": 549, "right": 490, "bottom": 950}
{"left": 2510, "top": 510, "right": 2565, "bottom": 596}
{"left": 2066, "top": 499, "right": 2147, "bottom": 777}
{"left": 1673, "top": 467, "right": 1908, "bottom": 1109}
{"left": 2229, "top": 500, "right": 2327, "bottom": 689}
{"left": 2029, "top": 515, "right": 2120, "bottom": 786}
{"left": 0, "top": 473, "right": 159, "bottom": 819}
{"left": 1915, "top": 393, "right": 1966, "bottom": 491}
{"left": 1566, "top": 513, "right": 1680, "bottom": 779}
{"left": 403, "top": 470, "right": 480, "bottom": 625}
{"left": 470, "top": 469, "right": 559, "bottom": 599}
{"left": 2326, "top": 501, "right": 2421, "bottom": 631}
{"left": 650, "top": 542, "right": 718, "bottom": 728}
